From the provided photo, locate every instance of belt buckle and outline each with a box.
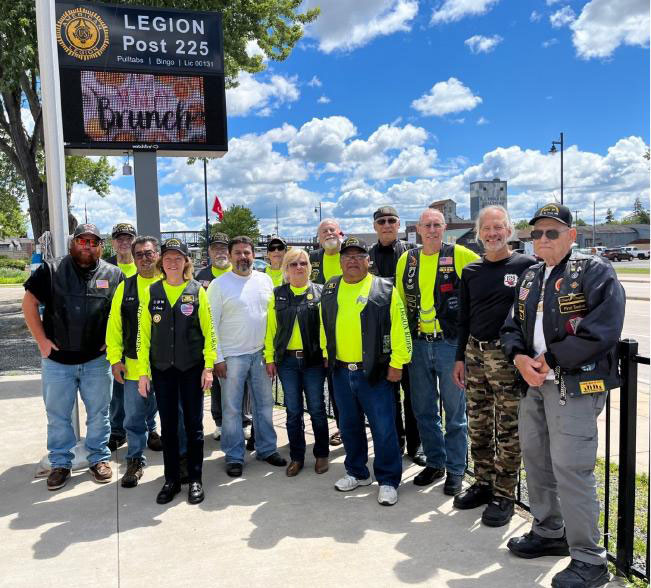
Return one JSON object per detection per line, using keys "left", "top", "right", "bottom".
{"left": 296, "top": 350, "right": 304, "bottom": 359}
{"left": 478, "top": 340, "right": 486, "bottom": 352}
{"left": 347, "top": 363, "right": 358, "bottom": 371}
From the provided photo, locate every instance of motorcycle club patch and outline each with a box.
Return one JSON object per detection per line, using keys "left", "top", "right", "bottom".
{"left": 503, "top": 274, "right": 518, "bottom": 287}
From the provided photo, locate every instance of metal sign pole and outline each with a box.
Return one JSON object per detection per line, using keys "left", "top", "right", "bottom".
{"left": 134, "top": 151, "right": 161, "bottom": 240}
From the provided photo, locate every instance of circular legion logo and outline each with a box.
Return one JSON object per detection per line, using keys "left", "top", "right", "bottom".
{"left": 56, "top": 7, "right": 109, "bottom": 61}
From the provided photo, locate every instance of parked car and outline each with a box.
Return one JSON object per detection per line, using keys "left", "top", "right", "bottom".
{"left": 602, "top": 248, "right": 633, "bottom": 262}
{"left": 621, "top": 246, "right": 650, "bottom": 260}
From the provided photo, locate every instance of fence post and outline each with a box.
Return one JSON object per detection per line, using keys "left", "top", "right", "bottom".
{"left": 616, "top": 339, "right": 638, "bottom": 578}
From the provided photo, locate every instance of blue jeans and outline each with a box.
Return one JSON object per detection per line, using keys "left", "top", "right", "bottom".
{"left": 332, "top": 367, "right": 402, "bottom": 488}
{"left": 409, "top": 338, "right": 467, "bottom": 475}
{"left": 123, "top": 379, "right": 158, "bottom": 461}
{"left": 277, "top": 355, "right": 329, "bottom": 463}
{"left": 41, "top": 354, "right": 112, "bottom": 468}
{"left": 110, "top": 378, "right": 157, "bottom": 437}
{"left": 220, "top": 351, "right": 277, "bottom": 464}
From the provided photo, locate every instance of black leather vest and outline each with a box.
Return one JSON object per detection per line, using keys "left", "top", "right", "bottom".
{"left": 120, "top": 274, "right": 140, "bottom": 360}
{"left": 273, "top": 282, "right": 323, "bottom": 366}
{"left": 43, "top": 256, "right": 122, "bottom": 353}
{"left": 402, "top": 243, "right": 460, "bottom": 339}
{"left": 148, "top": 280, "right": 204, "bottom": 372}
{"left": 368, "top": 239, "right": 412, "bottom": 282}
{"left": 309, "top": 249, "right": 326, "bottom": 284}
{"left": 195, "top": 265, "right": 214, "bottom": 289}
{"left": 321, "top": 275, "right": 393, "bottom": 385}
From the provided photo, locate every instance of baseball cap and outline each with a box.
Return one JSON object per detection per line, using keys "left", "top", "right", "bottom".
{"left": 340, "top": 236, "right": 369, "bottom": 254}
{"left": 161, "top": 238, "right": 189, "bottom": 256}
{"left": 529, "top": 203, "right": 573, "bottom": 227}
{"left": 111, "top": 222, "right": 137, "bottom": 238}
{"left": 373, "top": 205, "right": 399, "bottom": 221}
{"left": 209, "top": 232, "right": 229, "bottom": 245}
{"left": 73, "top": 223, "right": 102, "bottom": 239}
{"left": 267, "top": 236, "right": 287, "bottom": 250}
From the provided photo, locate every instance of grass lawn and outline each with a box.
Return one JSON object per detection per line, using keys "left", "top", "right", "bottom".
{"left": 0, "top": 268, "right": 29, "bottom": 284}
{"left": 615, "top": 267, "right": 650, "bottom": 275}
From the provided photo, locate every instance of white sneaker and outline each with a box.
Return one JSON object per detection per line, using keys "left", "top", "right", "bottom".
{"left": 212, "top": 426, "right": 221, "bottom": 440}
{"left": 243, "top": 424, "right": 252, "bottom": 440}
{"left": 334, "top": 474, "right": 372, "bottom": 492}
{"left": 378, "top": 485, "right": 398, "bottom": 506}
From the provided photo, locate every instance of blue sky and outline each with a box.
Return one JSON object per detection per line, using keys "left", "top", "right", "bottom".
{"left": 58, "top": 0, "right": 649, "bottom": 238}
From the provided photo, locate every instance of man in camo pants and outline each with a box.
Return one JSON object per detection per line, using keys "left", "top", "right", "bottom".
{"left": 452, "top": 206, "right": 536, "bottom": 526}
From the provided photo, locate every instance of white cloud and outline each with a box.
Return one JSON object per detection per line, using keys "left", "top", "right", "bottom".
{"left": 530, "top": 10, "right": 541, "bottom": 22}
{"left": 476, "top": 116, "right": 489, "bottom": 125}
{"left": 411, "top": 77, "right": 483, "bottom": 117}
{"left": 542, "top": 38, "right": 559, "bottom": 48}
{"left": 550, "top": 6, "right": 576, "bottom": 28}
{"left": 303, "top": 0, "right": 418, "bottom": 53}
{"left": 21, "top": 108, "right": 35, "bottom": 135}
{"left": 226, "top": 72, "right": 300, "bottom": 117}
{"left": 431, "top": 0, "right": 500, "bottom": 24}
{"left": 570, "top": 0, "right": 650, "bottom": 59}
{"left": 546, "top": 0, "right": 562, "bottom": 5}
{"left": 464, "top": 34, "right": 503, "bottom": 53}
{"left": 245, "top": 40, "right": 267, "bottom": 61}
{"left": 288, "top": 116, "right": 358, "bottom": 163}
{"left": 317, "top": 95, "right": 331, "bottom": 104}
{"left": 307, "top": 75, "right": 322, "bottom": 87}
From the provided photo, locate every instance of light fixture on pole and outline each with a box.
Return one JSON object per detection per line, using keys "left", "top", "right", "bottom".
{"left": 549, "top": 132, "right": 564, "bottom": 205}
{"left": 314, "top": 201, "right": 322, "bottom": 221}
{"left": 122, "top": 152, "right": 132, "bottom": 176}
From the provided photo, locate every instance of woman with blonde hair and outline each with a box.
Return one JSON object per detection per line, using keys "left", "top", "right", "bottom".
{"left": 264, "top": 248, "right": 329, "bottom": 476}
{"left": 137, "top": 238, "right": 216, "bottom": 505}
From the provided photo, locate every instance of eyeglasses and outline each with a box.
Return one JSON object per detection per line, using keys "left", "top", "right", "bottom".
{"left": 268, "top": 245, "right": 286, "bottom": 252}
{"left": 134, "top": 250, "right": 156, "bottom": 260}
{"left": 341, "top": 253, "right": 369, "bottom": 261}
{"left": 420, "top": 222, "right": 444, "bottom": 230}
{"left": 376, "top": 217, "right": 398, "bottom": 225}
{"left": 531, "top": 228, "right": 569, "bottom": 240}
{"left": 75, "top": 237, "right": 101, "bottom": 247}
{"left": 288, "top": 261, "right": 308, "bottom": 268}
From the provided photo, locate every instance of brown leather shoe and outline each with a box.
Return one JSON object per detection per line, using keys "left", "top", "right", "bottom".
{"left": 285, "top": 461, "right": 303, "bottom": 477}
{"left": 314, "top": 457, "right": 329, "bottom": 474}
{"left": 329, "top": 431, "right": 343, "bottom": 446}
{"left": 89, "top": 461, "right": 112, "bottom": 484}
{"left": 47, "top": 467, "right": 71, "bottom": 491}
{"left": 147, "top": 431, "right": 163, "bottom": 452}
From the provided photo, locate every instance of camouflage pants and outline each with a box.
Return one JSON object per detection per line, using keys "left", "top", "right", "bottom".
{"left": 465, "top": 340, "right": 521, "bottom": 499}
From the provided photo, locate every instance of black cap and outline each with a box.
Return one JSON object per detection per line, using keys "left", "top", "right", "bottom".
{"left": 267, "top": 236, "right": 287, "bottom": 250}
{"left": 73, "top": 223, "right": 102, "bottom": 239}
{"left": 161, "top": 238, "right": 189, "bottom": 256}
{"left": 340, "top": 236, "right": 368, "bottom": 254}
{"left": 209, "top": 232, "right": 229, "bottom": 245}
{"left": 373, "top": 205, "right": 399, "bottom": 221}
{"left": 529, "top": 203, "right": 573, "bottom": 227}
{"left": 111, "top": 222, "right": 137, "bottom": 238}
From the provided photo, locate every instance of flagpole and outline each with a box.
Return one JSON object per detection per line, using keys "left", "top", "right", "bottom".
{"left": 203, "top": 158, "right": 210, "bottom": 260}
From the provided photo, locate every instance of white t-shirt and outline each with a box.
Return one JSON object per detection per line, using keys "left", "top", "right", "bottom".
{"left": 533, "top": 266, "right": 556, "bottom": 380}
{"left": 206, "top": 270, "right": 274, "bottom": 362}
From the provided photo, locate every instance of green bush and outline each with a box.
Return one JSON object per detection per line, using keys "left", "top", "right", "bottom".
{"left": 0, "top": 257, "right": 28, "bottom": 270}
{"left": 0, "top": 267, "right": 29, "bottom": 284}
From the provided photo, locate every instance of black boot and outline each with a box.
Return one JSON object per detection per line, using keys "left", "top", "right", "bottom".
{"left": 507, "top": 530, "right": 570, "bottom": 559}
{"left": 551, "top": 559, "right": 609, "bottom": 588}
{"left": 453, "top": 482, "right": 492, "bottom": 509}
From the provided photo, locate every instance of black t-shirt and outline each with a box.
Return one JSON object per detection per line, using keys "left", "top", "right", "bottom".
{"left": 370, "top": 240, "right": 416, "bottom": 279}
{"left": 456, "top": 252, "right": 537, "bottom": 361}
{"left": 24, "top": 258, "right": 107, "bottom": 365}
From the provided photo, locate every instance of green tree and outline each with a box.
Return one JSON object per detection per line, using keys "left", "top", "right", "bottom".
{"left": 212, "top": 205, "right": 260, "bottom": 242}
{"left": 575, "top": 218, "right": 587, "bottom": 226}
{"left": 0, "top": 152, "right": 28, "bottom": 238}
{"left": 0, "top": 1, "right": 319, "bottom": 240}
{"left": 621, "top": 196, "right": 650, "bottom": 224}
{"left": 65, "top": 156, "right": 115, "bottom": 232}
{"left": 514, "top": 219, "right": 529, "bottom": 230}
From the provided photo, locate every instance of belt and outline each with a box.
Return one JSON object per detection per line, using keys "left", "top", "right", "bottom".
{"left": 335, "top": 360, "right": 364, "bottom": 371}
{"left": 416, "top": 332, "right": 443, "bottom": 342}
{"left": 468, "top": 335, "right": 501, "bottom": 352}
{"left": 285, "top": 350, "right": 304, "bottom": 358}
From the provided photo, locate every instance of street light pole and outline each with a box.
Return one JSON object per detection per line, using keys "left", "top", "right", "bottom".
{"left": 203, "top": 158, "right": 210, "bottom": 260}
{"left": 314, "top": 201, "right": 322, "bottom": 221}
{"left": 550, "top": 132, "right": 564, "bottom": 205}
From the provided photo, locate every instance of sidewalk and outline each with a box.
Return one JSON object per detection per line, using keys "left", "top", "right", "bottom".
{"left": 0, "top": 374, "right": 626, "bottom": 587}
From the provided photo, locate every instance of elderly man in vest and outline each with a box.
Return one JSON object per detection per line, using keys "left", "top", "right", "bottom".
{"left": 320, "top": 237, "right": 412, "bottom": 506}
{"left": 396, "top": 208, "right": 479, "bottom": 495}
{"left": 22, "top": 224, "right": 123, "bottom": 491}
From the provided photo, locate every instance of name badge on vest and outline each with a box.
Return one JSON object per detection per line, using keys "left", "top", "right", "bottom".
{"left": 579, "top": 380, "right": 605, "bottom": 394}
{"left": 558, "top": 293, "right": 587, "bottom": 314}
{"left": 182, "top": 295, "right": 195, "bottom": 303}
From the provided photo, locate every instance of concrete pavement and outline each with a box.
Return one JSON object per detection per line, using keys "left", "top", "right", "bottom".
{"left": 0, "top": 374, "right": 626, "bottom": 587}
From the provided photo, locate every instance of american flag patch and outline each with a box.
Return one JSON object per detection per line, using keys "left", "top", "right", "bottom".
{"left": 96, "top": 280, "right": 109, "bottom": 288}
{"left": 439, "top": 257, "right": 453, "bottom": 265}
{"left": 519, "top": 288, "right": 530, "bottom": 300}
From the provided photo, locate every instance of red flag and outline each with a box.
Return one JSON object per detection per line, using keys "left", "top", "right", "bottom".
{"left": 212, "top": 195, "right": 224, "bottom": 221}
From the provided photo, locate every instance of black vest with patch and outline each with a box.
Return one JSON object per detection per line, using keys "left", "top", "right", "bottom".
{"left": 402, "top": 243, "right": 460, "bottom": 339}
{"left": 43, "top": 256, "right": 122, "bottom": 353}
{"left": 195, "top": 266, "right": 214, "bottom": 289}
{"left": 273, "top": 282, "right": 323, "bottom": 366}
{"left": 308, "top": 249, "right": 326, "bottom": 284}
{"left": 148, "top": 280, "right": 204, "bottom": 372}
{"left": 321, "top": 275, "right": 393, "bottom": 385}
{"left": 120, "top": 274, "right": 140, "bottom": 360}
{"left": 368, "top": 239, "right": 414, "bottom": 283}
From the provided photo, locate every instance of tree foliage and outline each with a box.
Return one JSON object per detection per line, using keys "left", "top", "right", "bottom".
{"left": 65, "top": 156, "right": 116, "bottom": 231}
{"left": 212, "top": 205, "right": 260, "bottom": 242}
{"left": 0, "top": 152, "right": 28, "bottom": 238}
{"left": 621, "top": 196, "right": 650, "bottom": 225}
{"left": 0, "top": 1, "right": 318, "bottom": 239}
{"left": 514, "top": 219, "right": 529, "bottom": 230}
{"left": 605, "top": 208, "right": 616, "bottom": 224}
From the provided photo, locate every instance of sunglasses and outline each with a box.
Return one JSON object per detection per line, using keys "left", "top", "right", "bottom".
{"left": 288, "top": 261, "right": 308, "bottom": 268}
{"left": 531, "top": 228, "right": 569, "bottom": 240}
{"left": 376, "top": 217, "right": 398, "bottom": 225}
{"left": 268, "top": 245, "right": 286, "bottom": 252}
{"left": 341, "top": 253, "right": 369, "bottom": 261}
{"left": 134, "top": 250, "right": 157, "bottom": 259}
{"left": 75, "top": 237, "right": 101, "bottom": 247}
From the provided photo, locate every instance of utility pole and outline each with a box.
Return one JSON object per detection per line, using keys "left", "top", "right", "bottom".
{"left": 550, "top": 132, "right": 564, "bottom": 205}
{"left": 203, "top": 159, "right": 210, "bottom": 259}
{"left": 592, "top": 201, "right": 596, "bottom": 246}
{"left": 314, "top": 201, "right": 322, "bottom": 221}
{"left": 275, "top": 204, "right": 279, "bottom": 235}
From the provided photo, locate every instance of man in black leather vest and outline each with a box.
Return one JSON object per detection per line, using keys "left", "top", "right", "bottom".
{"left": 501, "top": 204, "right": 625, "bottom": 588}
{"left": 367, "top": 205, "right": 421, "bottom": 463}
{"left": 23, "top": 224, "right": 123, "bottom": 491}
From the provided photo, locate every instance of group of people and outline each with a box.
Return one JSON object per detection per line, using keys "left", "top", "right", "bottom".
{"left": 22, "top": 201, "right": 625, "bottom": 588}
